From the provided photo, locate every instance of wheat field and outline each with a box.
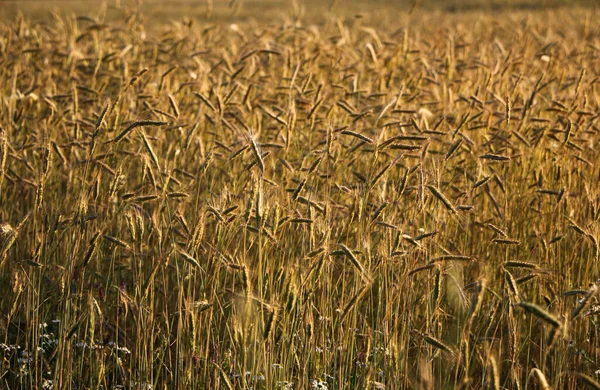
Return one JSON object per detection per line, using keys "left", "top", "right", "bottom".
{"left": 1, "top": 1, "right": 600, "bottom": 389}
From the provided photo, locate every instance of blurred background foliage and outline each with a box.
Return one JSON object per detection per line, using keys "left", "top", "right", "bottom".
{"left": 0, "top": 0, "right": 598, "bottom": 25}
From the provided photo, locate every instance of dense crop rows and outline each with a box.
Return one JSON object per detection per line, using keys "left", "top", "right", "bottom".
{"left": 1, "top": 4, "right": 600, "bottom": 389}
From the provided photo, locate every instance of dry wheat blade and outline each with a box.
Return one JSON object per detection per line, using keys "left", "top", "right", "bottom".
{"left": 112, "top": 121, "right": 168, "bottom": 143}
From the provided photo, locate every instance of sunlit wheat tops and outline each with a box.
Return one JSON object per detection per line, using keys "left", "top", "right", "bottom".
{"left": 0, "top": 3, "right": 600, "bottom": 389}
